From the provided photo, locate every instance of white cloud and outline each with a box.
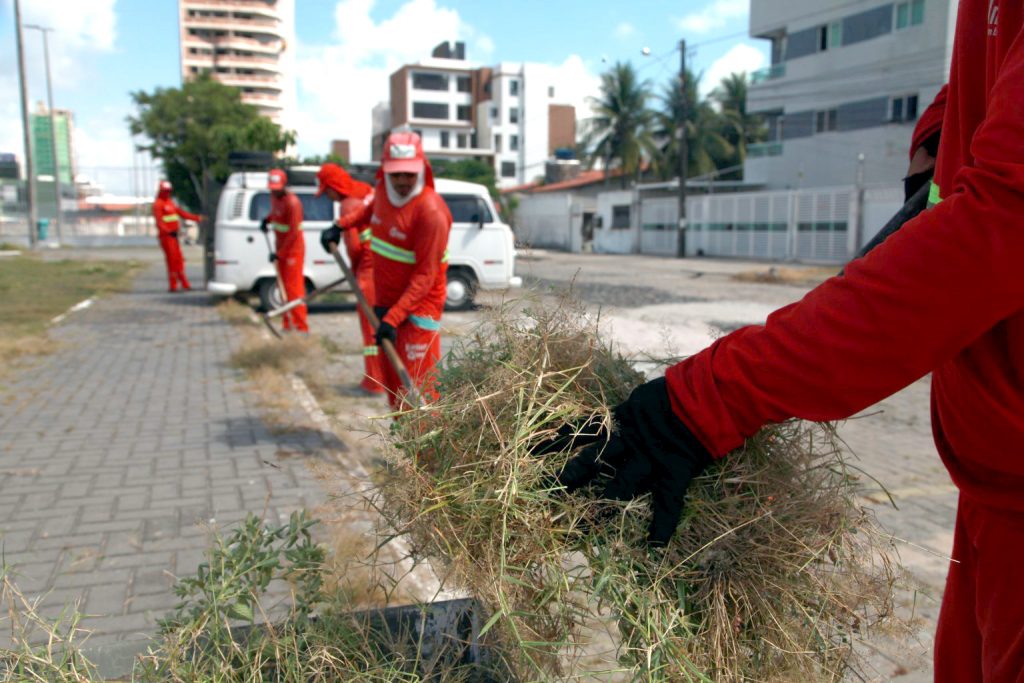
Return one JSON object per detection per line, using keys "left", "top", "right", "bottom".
{"left": 700, "top": 44, "right": 766, "bottom": 98}
{"left": 615, "top": 22, "right": 636, "bottom": 40}
{"left": 678, "top": 0, "right": 747, "bottom": 34}
{"left": 15, "top": 0, "right": 117, "bottom": 52}
{"left": 543, "top": 55, "right": 602, "bottom": 120}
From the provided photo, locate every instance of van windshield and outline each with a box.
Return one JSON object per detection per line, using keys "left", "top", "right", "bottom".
{"left": 441, "top": 194, "right": 493, "bottom": 224}
{"left": 249, "top": 192, "right": 335, "bottom": 221}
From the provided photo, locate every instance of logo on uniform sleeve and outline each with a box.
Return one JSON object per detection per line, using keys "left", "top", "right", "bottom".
{"left": 988, "top": 0, "right": 999, "bottom": 36}
{"left": 371, "top": 214, "right": 381, "bottom": 224}
{"left": 390, "top": 226, "right": 407, "bottom": 240}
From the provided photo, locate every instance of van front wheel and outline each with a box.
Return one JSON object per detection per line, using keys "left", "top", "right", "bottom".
{"left": 257, "top": 278, "right": 285, "bottom": 312}
{"left": 445, "top": 269, "right": 476, "bottom": 311}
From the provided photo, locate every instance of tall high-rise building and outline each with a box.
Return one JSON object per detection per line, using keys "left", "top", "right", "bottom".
{"left": 744, "top": 0, "right": 955, "bottom": 189}
{"left": 31, "top": 102, "right": 74, "bottom": 185}
{"left": 177, "top": 0, "right": 296, "bottom": 127}
{"left": 380, "top": 42, "right": 577, "bottom": 188}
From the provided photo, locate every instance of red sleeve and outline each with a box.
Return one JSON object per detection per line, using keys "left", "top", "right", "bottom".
{"left": 666, "top": 41, "right": 1024, "bottom": 457}
{"left": 170, "top": 201, "right": 201, "bottom": 223}
{"left": 336, "top": 195, "right": 374, "bottom": 229}
{"left": 381, "top": 196, "right": 451, "bottom": 327}
{"left": 287, "top": 194, "right": 303, "bottom": 230}
{"left": 911, "top": 85, "right": 947, "bottom": 160}
{"left": 340, "top": 197, "right": 365, "bottom": 269}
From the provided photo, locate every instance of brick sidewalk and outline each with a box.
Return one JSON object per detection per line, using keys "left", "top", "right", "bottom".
{"left": 0, "top": 262, "right": 332, "bottom": 645}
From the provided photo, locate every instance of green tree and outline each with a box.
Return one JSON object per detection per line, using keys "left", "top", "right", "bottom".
{"left": 711, "top": 72, "right": 765, "bottom": 172}
{"left": 584, "top": 62, "right": 659, "bottom": 187}
{"left": 653, "top": 69, "right": 733, "bottom": 181}
{"left": 128, "top": 73, "right": 294, "bottom": 214}
{"left": 430, "top": 158, "right": 498, "bottom": 198}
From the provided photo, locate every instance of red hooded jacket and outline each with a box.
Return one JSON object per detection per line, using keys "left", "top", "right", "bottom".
{"left": 266, "top": 191, "right": 304, "bottom": 256}
{"left": 152, "top": 185, "right": 200, "bottom": 235}
{"left": 665, "top": 0, "right": 1024, "bottom": 512}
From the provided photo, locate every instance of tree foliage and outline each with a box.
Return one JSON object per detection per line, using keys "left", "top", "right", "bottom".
{"left": 430, "top": 158, "right": 499, "bottom": 198}
{"left": 128, "top": 73, "right": 295, "bottom": 213}
{"left": 585, "top": 65, "right": 764, "bottom": 183}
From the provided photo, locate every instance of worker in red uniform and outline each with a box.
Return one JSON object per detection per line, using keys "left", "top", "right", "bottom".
{"left": 260, "top": 169, "right": 308, "bottom": 333}
{"left": 151, "top": 180, "right": 201, "bottom": 292}
{"left": 321, "top": 131, "right": 452, "bottom": 410}
{"left": 545, "top": 2, "right": 1024, "bottom": 679}
{"left": 316, "top": 163, "right": 386, "bottom": 394}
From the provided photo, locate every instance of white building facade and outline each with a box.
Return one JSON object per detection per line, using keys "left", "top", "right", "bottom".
{"left": 744, "top": 0, "right": 957, "bottom": 189}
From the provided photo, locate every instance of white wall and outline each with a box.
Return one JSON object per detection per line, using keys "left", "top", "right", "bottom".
{"left": 594, "top": 189, "right": 635, "bottom": 254}
{"left": 514, "top": 193, "right": 574, "bottom": 250}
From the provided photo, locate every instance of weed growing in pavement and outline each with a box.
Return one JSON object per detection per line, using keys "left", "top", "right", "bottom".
{"left": 378, "top": 292, "right": 905, "bottom": 681}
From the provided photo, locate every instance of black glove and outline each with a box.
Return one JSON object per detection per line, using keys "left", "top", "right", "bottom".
{"left": 268, "top": 253, "right": 277, "bottom": 263}
{"left": 373, "top": 307, "right": 397, "bottom": 347}
{"left": 259, "top": 218, "right": 270, "bottom": 233}
{"left": 320, "top": 225, "right": 342, "bottom": 253}
{"left": 541, "top": 377, "right": 712, "bottom": 547}
{"left": 166, "top": 231, "right": 178, "bottom": 238}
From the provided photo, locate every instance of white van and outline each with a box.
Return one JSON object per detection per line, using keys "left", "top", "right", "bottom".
{"left": 207, "top": 171, "right": 521, "bottom": 310}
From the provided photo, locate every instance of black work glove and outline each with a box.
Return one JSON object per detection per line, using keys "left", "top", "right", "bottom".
{"left": 537, "top": 377, "right": 712, "bottom": 547}
{"left": 259, "top": 218, "right": 270, "bottom": 233}
{"left": 166, "top": 231, "right": 178, "bottom": 238}
{"left": 268, "top": 253, "right": 277, "bottom": 263}
{"left": 320, "top": 224, "right": 342, "bottom": 254}
{"left": 373, "top": 307, "right": 397, "bottom": 347}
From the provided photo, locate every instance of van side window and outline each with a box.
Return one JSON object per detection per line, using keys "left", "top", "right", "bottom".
{"left": 441, "top": 194, "right": 493, "bottom": 224}
{"left": 249, "top": 192, "right": 335, "bottom": 221}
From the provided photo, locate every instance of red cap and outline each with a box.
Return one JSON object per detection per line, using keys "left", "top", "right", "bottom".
{"left": 268, "top": 168, "right": 287, "bottom": 190}
{"left": 157, "top": 180, "right": 172, "bottom": 199}
{"left": 381, "top": 131, "right": 425, "bottom": 175}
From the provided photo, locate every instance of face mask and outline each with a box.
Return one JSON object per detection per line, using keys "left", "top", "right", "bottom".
{"left": 903, "top": 170, "right": 933, "bottom": 203}
{"left": 385, "top": 171, "right": 425, "bottom": 208}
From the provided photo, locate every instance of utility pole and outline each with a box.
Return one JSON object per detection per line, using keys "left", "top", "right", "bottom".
{"left": 14, "top": 0, "right": 38, "bottom": 248}
{"left": 24, "top": 24, "right": 63, "bottom": 245}
{"left": 676, "top": 39, "right": 689, "bottom": 258}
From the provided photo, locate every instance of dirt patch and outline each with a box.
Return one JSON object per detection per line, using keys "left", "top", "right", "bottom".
{"left": 732, "top": 265, "right": 838, "bottom": 285}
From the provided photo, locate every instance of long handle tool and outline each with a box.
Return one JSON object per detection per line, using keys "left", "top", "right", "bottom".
{"left": 327, "top": 242, "right": 424, "bottom": 408}
{"left": 260, "top": 228, "right": 289, "bottom": 339}
{"left": 266, "top": 276, "right": 347, "bottom": 320}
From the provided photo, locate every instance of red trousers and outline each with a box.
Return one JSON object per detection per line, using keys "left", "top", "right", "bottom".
{"left": 934, "top": 496, "right": 1024, "bottom": 681}
{"left": 358, "top": 307, "right": 386, "bottom": 393}
{"left": 380, "top": 318, "right": 441, "bottom": 411}
{"left": 158, "top": 233, "right": 190, "bottom": 290}
{"left": 278, "top": 250, "right": 307, "bottom": 332}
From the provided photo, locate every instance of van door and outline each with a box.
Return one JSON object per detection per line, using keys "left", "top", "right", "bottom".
{"left": 442, "top": 193, "right": 508, "bottom": 288}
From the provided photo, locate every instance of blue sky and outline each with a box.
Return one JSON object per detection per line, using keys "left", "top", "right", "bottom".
{"left": 0, "top": 0, "right": 765, "bottom": 194}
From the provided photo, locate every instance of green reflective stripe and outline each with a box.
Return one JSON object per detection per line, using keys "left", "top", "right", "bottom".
{"left": 360, "top": 228, "right": 372, "bottom": 242}
{"left": 442, "top": 248, "right": 449, "bottom": 263}
{"left": 928, "top": 181, "right": 942, "bottom": 207}
{"left": 371, "top": 236, "right": 416, "bottom": 264}
{"left": 410, "top": 315, "right": 441, "bottom": 331}
{"left": 162, "top": 214, "right": 180, "bottom": 223}
{"left": 272, "top": 222, "right": 291, "bottom": 233}
{"left": 363, "top": 346, "right": 378, "bottom": 356}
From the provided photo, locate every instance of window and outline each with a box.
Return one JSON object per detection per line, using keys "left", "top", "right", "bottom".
{"left": 440, "top": 131, "right": 450, "bottom": 148}
{"left": 456, "top": 76, "right": 471, "bottom": 93}
{"left": 829, "top": 20, "right": 842, "bottom": 48}
{"left": 815, "top": 109, "right": 837, "bottom": 133}
{"left": 509, "top": 79, "right": 519, "bottom": 96}
{"left": 491, "top": 106, "right": 499, "bottom": 122}
{"left": 412, "top": 102, "right": 449, "bottom": 119}
{"left": 501, "top": 161, "right": 516, "bottom": 178}
{"left": 510, "top": 134, "right": 519, "bottom": 151}
{"left": 456, "top": 133, "right": 467, "bottom": 149}
{"left": 907, "top": 94, "right": 919, "bottom": 120}
{"left": 548, "top": 86, "right": 555, "bottom": 98}
{"left": 441, "top": 194, "right": 494, "bottom": 224}
{"left": 412, "top": 72, "right": 448, "bottom": 91}
{"left": 895, "top": 0, "right": 924, "bottom": 30}
{"left": 250, "top": 192, "right": 333, "bottom": 221}
{"left": 611, "top": 205, "right": 631, "bottom": 229}
{"left": 456, "top": 104, "right": 472, "bottom": 121}
{"left": 890, "top": 94, "right": 920, "bottom": 122}
{"left": 494, "top": 134, "right": 502, "bottom": 153}
{"left": 509, "top": 107, "right": 519, "bottom": 124}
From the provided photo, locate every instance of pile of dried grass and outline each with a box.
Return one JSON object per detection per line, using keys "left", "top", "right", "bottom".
{"left": 378, "top": 296, "right": 902, "bottom": 681}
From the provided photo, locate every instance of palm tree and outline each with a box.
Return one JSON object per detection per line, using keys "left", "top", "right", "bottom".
{"left": 584, "top": 62, "right": 659, "bottom": 187}
{"left": 653, "top": 69, "right": 733, "bottom": 180}
{"left": 711, "top": 72, "right": 766, "bottom": 169}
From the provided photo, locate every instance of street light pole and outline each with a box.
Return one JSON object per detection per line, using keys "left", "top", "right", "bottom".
{"left": 13, "top": 0, "right": 38, "bottom": 248}
{"left": 24, "top": 24, "right": 63, "bottom": 245}
{"left": 677, "top": 39, "right": 689, "bottom": 258}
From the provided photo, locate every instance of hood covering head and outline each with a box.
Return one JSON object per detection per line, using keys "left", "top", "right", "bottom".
{"left": 267, "top": 168, "right": 287, "bottom": 191}
{"left": 157, "top": 180, "right": 172, "bottom": 199}
{"left": 316, "top": 163, "right": 372, "bottom": 199}
{"left": 378, "top": 130, "right": 434, "bottom": 207}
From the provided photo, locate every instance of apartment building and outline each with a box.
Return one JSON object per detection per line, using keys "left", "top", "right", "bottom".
{"left": 745, "top": 0, "right": 957, "bottom": 189}
{"left": 31, "top": 103, "right": 75, "bottom": 186}
{"left": 177, "top": 0, "right": 296, "bottom": 126}
{"left": 380, "top": 42, "right": 576, "bottom": 188}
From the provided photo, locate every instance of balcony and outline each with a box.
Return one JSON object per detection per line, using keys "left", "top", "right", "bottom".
{"left": 183, "top": 33, "right": 282, "bottom": 55}
{"left": 747, "top": 141, "right": 783, "bottom": 158}
{"left": 183, "top": 0, "right": 279, "bottom": 21}
{"left": 750, "top": 63, "right": 786, "bottom": 85}
{"left": 219, "top": 73, "right": 282, "bottom": 89}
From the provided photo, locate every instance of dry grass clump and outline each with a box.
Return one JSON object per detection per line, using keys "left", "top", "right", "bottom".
{"left": 379, "top": 296, "right": 901, "bottom": 681}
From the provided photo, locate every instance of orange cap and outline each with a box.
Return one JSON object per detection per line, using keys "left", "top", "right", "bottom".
{"left": 268, "top": 168, "right": 287, "bottom": 190}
